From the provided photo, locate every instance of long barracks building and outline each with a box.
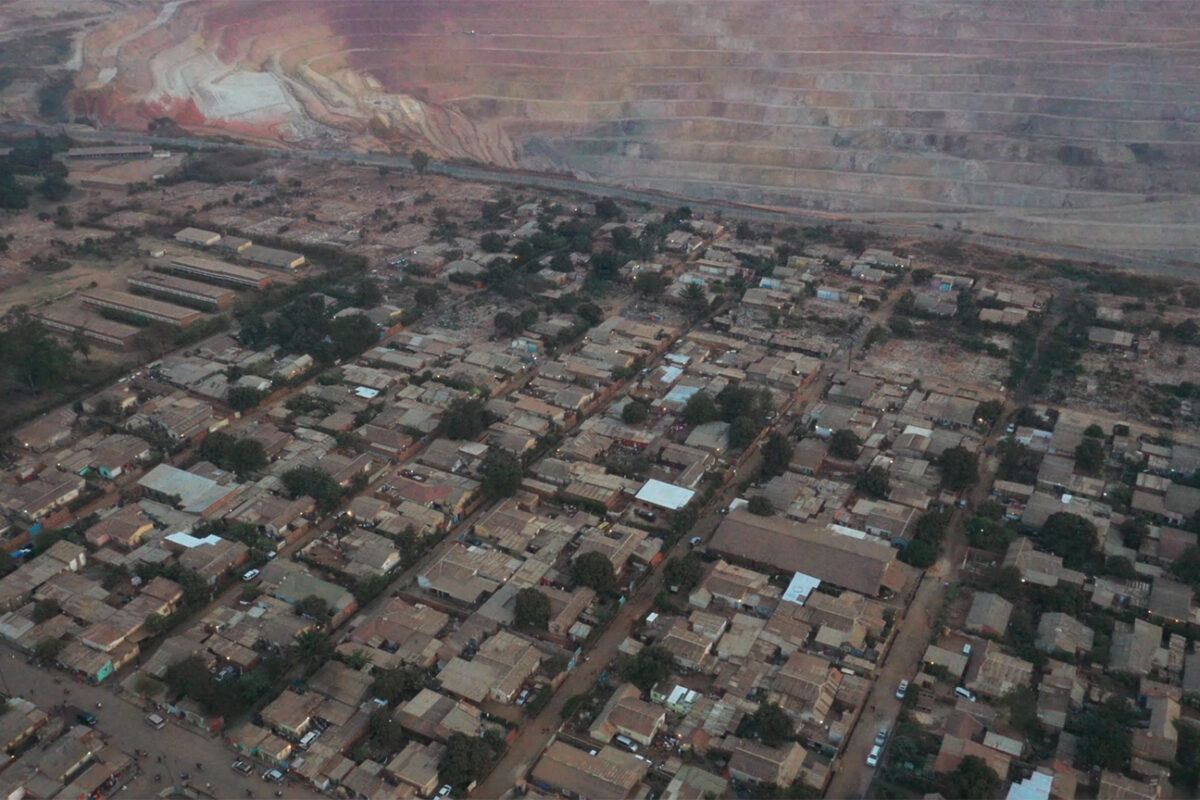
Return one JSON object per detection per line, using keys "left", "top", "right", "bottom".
{"left": 127, "top": 271, "right": 236, "bottom": 310}
{"left": 80, "top": 289, "right": 203, "bottom": 329}
{"left": 163, "top": 255, "right": 273, "bottom": 290}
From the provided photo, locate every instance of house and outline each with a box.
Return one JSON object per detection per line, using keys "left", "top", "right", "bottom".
{"left": 385, "top": 741, "right": 445, "bottom": 797}
{"left": 1036, "top": 613, "right": 1095, "bottom": 655}
{"left": 83, "top": 506, "right": 155, "bottom": 550}
{"left": 964, "top": 641, "right": 1034, "bottom": 698}
{"left": 1109, "top": 618, "right": 1162, "bottom": 676}
{"left": 437, "top": 631, "right": 540, "bottom": 704}
{"left": 395, "top": 688, "right": 482, "bottom": 742}
{"left": 771, "top": 651, "right": 841, "bottom": 723}
{"left": 1098, "top": 770, "right": 1161, "bottom": 800}
{"left": 633, "top": 479, "right": 696, "bottom": 519}
{"left": 1003, "top": 538, "right": 1086, "bottom": 587}
{"left": 530, "top": 742, "right": 648, "bottom": 799}
{"left": 588, "top": 683, "right": 666, "bottom": 746}
{"left": 965, "top": 592, "right": 1014, "bottom": 637}
{"left": 689, "top": 560, "right": 780, "bottom": 614}
{"left": 137, "top": 464, "right": 241, "bottom": 516}
{"left": 1088, "top": 327, "right": 1135, "bottom": 349}
{"left": 726, "top": 738, "right": 808, "bottom": 787}
{"left": 270, "top": 569, "right": 358, "bottom": 628}
{"left": 1133, "top": 694, "right": 1179, "bottom": 763}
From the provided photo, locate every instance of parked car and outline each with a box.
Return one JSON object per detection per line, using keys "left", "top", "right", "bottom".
{"left": 866, "top": 744, "right": 881, "bottom": 767}
{"left": 232, "top": 761, "right": 253, "bottom": 775}
{"left": 262, "top": 769, "right": 285, "bottom": 783}
{"left": 895, "top": 680, "right": 909, "bottom": 700}
{"left": 77, "top": 712, "right": 98, "bottom": 727}
{"left": 242, "top": 569, "right": 260, "bottom": 582}
{"left": 875, "top": 728, "right": 888, "bottom": 746}
{"left": 437, "top": 786, "right": 452, "bottom": 798}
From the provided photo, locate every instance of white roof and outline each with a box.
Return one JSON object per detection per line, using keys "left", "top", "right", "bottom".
{"left": 165, "top": 532, "right": 224, "bottom": 549}
{"left": 635, "top": 479, "right": 695, "bottom": 511}
{"left": 1006, "top": 770, "right": 1052, "bottom": 800}
{"left": 354, "top": 386, "right": 380, "bottom": 399}
{"left": 782, "top": 572, "right": 822, "bottom": 605}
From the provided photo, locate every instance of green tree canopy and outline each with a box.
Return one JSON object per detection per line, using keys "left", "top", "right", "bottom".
{"left": 514, "top": 587, "right": 551, "bottom": 630}
{"left": 281, "top": 466, "right": 343, "bottom": 512}
{"left": 940, "top": 445, "right": 979, "bottom": 491}
{"left": 481, "top": 448, "right": 523, "bottom": 500}
{"left": 760, "top": 432, "right": 793, "bottom": 477}
{"left": 829, "top": 429, "right": 862, "bottom": 460}
{"left": 622, "top": 399, "right": 650, "bottom": 425}
{"left": 1040, "top": 512, "right": 1100, "bottom": 570}
{"left": 1075, "top": 437, "right": 1106, "bottom": 475}
{"left": 663, "top": 553, "right": 705, "bottom": 593}
{"left": 624, "top": 644, "right": 676, "bottom": 692}
{"left": 410, "top": 149, "right": 430, "bottom": 174}
{"left": 940, "top": 755, "right": 1001, "bottom": 800}
{"left": 440, "top": 732, "right": 502, "bottom": 789}
{"left": 747, "top": 495, "right": 775, "bottom": 516}
{"left": 370, "top": 664, "right": 430, "bottom": 707}
{"left": 196, "top": 432, "right": 268, "bottom": 477}
{"left": 0, "top": 305, "right": 75, "bottom": 394}
{"left": 443, "top": 397, "right": 487, "bottom": 440}
{"left": 682, "top": 391, "right": 719, "bottom": 425}
{"left": 748, "top": 702, "right": 794, "bottom": 747}
{"left": 856, "top": 465, "right": 890, "bottom": 499}
{"left": 571, "top": 551, "right": 616, "bottom": 593}
{"left": 973, "top": 399, "right": 1005, "bottom": 428}
{"left": 727, "top": 415, "right": 759, "bottom": 449}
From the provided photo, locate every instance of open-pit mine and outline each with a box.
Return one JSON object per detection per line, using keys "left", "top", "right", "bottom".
{"left": 9, "top": 0, "right": 1200, "bottom": 264}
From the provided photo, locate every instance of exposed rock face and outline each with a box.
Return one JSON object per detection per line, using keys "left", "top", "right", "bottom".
{"left": 69, "top": 0, "right": 1200, "bottom": 261}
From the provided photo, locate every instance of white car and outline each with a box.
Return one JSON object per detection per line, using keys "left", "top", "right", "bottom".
{"left": 866, "top": 744, "right": 881, "bottom": 767}
{"left": 895, "top": 680, "right": 909, "bottom": 700}
{"left": 437, "top": 787, "right": 452, "bottom": 798}
{"left": 242, "top": 569, "right": 260, "bottom": 582}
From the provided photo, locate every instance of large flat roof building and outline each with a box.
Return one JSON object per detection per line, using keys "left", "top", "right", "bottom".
{"left": 174, "top": 227, "right": 221, "bottom": 247}
{"left": 127, "top": 271, "right": 236, "bottom": 310}
{"left": 164, "top": 255, "right": 273, "bottom": 290}
{"left": 242, "top": 245, "right": 306, "bottom": 271}
{"left": 64, "top": 145, "right": 153, "bottom": 160}
{"left": 36, "top": 308, "right": 141, "bottom": 348}
{"left": 80, "top": 289, "right": 203, "bottom": 329}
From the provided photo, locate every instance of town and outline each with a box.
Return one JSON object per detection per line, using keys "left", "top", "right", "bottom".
{"left": 0, "top": 139, "right": 1198, "bottom": 800}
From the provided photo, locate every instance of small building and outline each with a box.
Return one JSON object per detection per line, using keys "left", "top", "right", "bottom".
{"left": 965, "top": 592, "right": 1014, "bottom": 637}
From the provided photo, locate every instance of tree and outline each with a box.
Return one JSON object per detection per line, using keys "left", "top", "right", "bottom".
{"left": 69, "top": 327, "right": 91, "bottom": 364}
{"left": 414, "top": 285, "right": 439, "bottom": 308}
{"left": 663, "top": 553, "right": 704, "bottom": 592}
{"left": 682, "top": 391, "right": 719, "bottom": 425}
{"left": 747, "top": 495, "right": 775, "bottom": 516}
{"left": 0, "top": 165, "right": 31, "bottom": 209}
{"left": 1075, "top": 437, "right": 1106, "bottom": 475}
{"left": 281, "top": 466, "right": 343, "bottom": 512}
{"left": 748, "top": 702, "right": 794, "bottom": 747}
{"left": 0, "top": 305, "right": 75, "bottom": 393}
{"left": 760, "top": 432, "right": 793, "bottom": 477}
{"left": 410, "top": 149, "right": 430, "bottom": 175}
{"left": 292, "top": 629, "right": 333, "bottom": 672}
{"left": 727, "top": 415, "right": 758, "bottom": 449}
{"left": 37, "top": 173, "right": 71, "bottom": 201}
{"left": 624, "top": 644, "right": 675, "bottom": 692}
{"left": 681, "top": 282, "right": 709, "bottom": 319}
{"left": 1040, "top": 512, "right": 1100, "bottom": 570}
{"left": 33, "top": 638, "right": 65, "bottom": 663}
{"left": 594, "top": 197, "right": 620, "bottom": 220}
{"left": 1072, "top": 701, "right": 1132, "bottom": 771}
{"left": 1084, "top": 423, "right": 1105, "bottom": 438}
{"left": 633, "top": 271, "right": 664, "bottom": 298}
{"left": 197, "top": 432, "right": 268, "bottom": 477}
{"left": 888, "top": 316, "right": 914, "bottom": 338}
{"left": 940, "top": 755, "right": 1001, "bottom": 800}
{"left": 571, "top": 551, "right": 616, "bottom": 593}
{"left": 226, "top": 385, "right": 267, "bottom": 412}
{"left": 1119, "top": 518, "right": 1149, "bottom": 550}
{"left": 622, "top": 399, "right": 650, "bottom": 425}
{"left": 32, "top": 598, "right": 61, "bottom": 623}
{"left": 343, "top": 649, "right": 374, "bottom": 671}
{"left": 974, "top": 399, "right": 1005, "bottom": 428}
{"left": 899, "top": 537, "right": 937, "bottom": 568}
{"left": 940, "top": 445, "right": 979, "bottom": 491}
{"left": 1171, "top": 546, "right": 1200, "bottom": 587}
{"left": 443, "top": 397, "right": 486, "bottom": 440}
{"left": 479, "top": 232, "right": 507, "bottom": 253}
{"left": 295, "top": 595, "right": 331, "bottom": 621}
{"left": 481, "top": 449, "right": 523, "bottom": 499}
{"left": 514, "top": 587, "right": 551, "bottom": 630}
{"left": 370, "top": 665, "right": 429, "bottom": 706}
{"left": 440, "top": 732, "right": 501, "bottom": 789}
{"left": 829, "top": 429, "right": 861, "bottom": 459}
{"left": 856, "top": 466, "right": 890, "bottom": 499}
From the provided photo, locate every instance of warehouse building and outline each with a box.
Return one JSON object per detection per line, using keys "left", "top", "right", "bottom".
{"left": 127, "top": 271, "right": 236, "bottom": 310}
{"left": 164, "top": 255, "right": 273, "bottom": 290}
{"left": 63, "top": 145, "right": 153, "bottom": 160}
{"left": 80, "top": 289, "right": 203, "bottom": 329}
{"left": 36, "top": 308, "right": 141, "bottom": 348}
{"left": 174, "top": 227, "right": 221, "bottom": 247}
{"left": 243, "top": 244, "right": 306, "bottom": 271}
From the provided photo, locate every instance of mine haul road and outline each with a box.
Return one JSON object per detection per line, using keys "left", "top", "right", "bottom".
{"left": 5, "top": 121, "right": 1198, "bottom": 281}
